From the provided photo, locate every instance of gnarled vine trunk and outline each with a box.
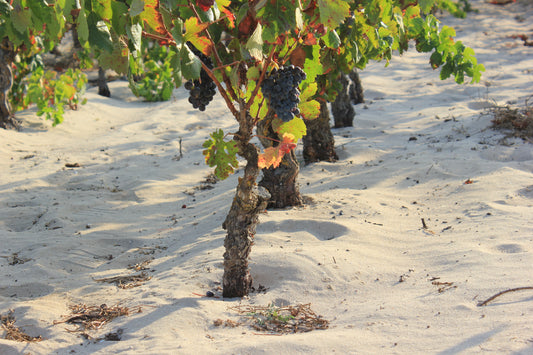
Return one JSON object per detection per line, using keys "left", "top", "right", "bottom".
{"left": 348, "top": 68, "right": 364, "bottom": 105}
{"left": 332, "top": 68, "right": 364, "bottom": 128}
{"left": 0, "top": 40, "right": 19, "bottom": 130}
{"left": 303, "top": 100, "right": 338, "bottom": 164}
{"left": 222, "top": 109, "right": 270, "bottom": 298}
{"left": 97, "top": 67, "right": 111, "bottom": 97}
{"left": 332, "top": 73, "right": 355, "bottom": 128}
{"left": 257, "top": 111, "right": 303, "bottom": 209}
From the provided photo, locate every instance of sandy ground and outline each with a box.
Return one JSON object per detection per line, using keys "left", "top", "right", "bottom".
{"left": 1, "top": 1, "right": 532, "bottom": 354}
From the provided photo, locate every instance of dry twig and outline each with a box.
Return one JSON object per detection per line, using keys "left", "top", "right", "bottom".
{"left": 477, "top": 286, "right": 533, "bottom": 306}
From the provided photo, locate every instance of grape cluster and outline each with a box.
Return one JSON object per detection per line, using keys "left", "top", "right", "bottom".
{"left": 260, "top": 65, "right": 306, "bottom": 122}
{"left": 184, "top": 44, "right": 217, "bottom": 112}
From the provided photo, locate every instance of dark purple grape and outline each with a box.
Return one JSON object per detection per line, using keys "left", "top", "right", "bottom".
{"left": 260, "top": 65, "right": 306, "bottom": 122}
{"left": 185, "top": 42, "right": 217, "bottom": 111}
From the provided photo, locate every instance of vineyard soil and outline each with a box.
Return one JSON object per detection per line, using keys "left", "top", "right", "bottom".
{"left": 1, "top": 1, "right": 532, "bottom": 353}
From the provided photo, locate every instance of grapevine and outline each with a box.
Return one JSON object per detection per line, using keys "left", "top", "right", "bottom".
{"left": 0, "top": 0, "right": 485, "bottom": 298}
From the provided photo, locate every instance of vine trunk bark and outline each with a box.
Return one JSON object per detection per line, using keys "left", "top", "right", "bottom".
{"left": 303, "top": 100, "right": 338, "bottom": 164}
{"left": 348, "top": 68, "right": 364, "bottom": 105}
{"left": 332, "top": 73, "right": 355, "bottom": 128}
{"left": 257, "top": 112, "right": 303, "bottom": 209}
{"left": 222, "top": 109, "right": 270, "bottom": 298}
{"left": 0, "top": 40, "right": 19, "bottom": 130}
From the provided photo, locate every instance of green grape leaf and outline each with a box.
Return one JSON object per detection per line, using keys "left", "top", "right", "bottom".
{"left": 419, "top": 0, "right": 437, "bottom": 14}
{"left": 130, "top": 0, "right": 144, "bottom": 17}
{"left": 429, "top": 51, "right": 443, "bottom": 69}
{"left": 256, "top": 0, "right": 298, "bottom": 43}
{"left": 111, "top": 1, "right": 129, "bottom": 35}
{"left": 303, "top": 45, "right": 323, "bottom": 83}
{"left": 91, "top": 0, "right": 112, "bottom": 21}
{"left": 246, "top": 23, "right": 263, "bottom": 60}
{"left": 170, "top": 18, "right": 184, "bottom": 47}
{"left": 203, "top": 130, "right": 239, "bottom": 180}
{"left": 322, "top": 29, "right": 341, "bottom": 49}
{"left": 169, "top": 48, "right": 182, "bottom": 87}
{"left": 87, "top": 12, "right": 114, "bottom": 52}
{"left": 99, "top": 46, "right": 129, "bottom": 74}
{"left": 317, "top": 0, "right": 350, "bottom": 29}
{"left": 471, "top": 64, "right": 485, "bottom": 83}
{"left": 180, "top": 44, "right": 202, "bottom": 79}
{"left": 77, "top": 10, "right": 89, "bottom": 43}
{"left": 440, "top": 61, "right": 453, "bottom": 81}
{"left": 11, "top": 4, "right": 31, "bottom": 35}
{"left": 127, "top": 22, "right": 143, "bottom": 53}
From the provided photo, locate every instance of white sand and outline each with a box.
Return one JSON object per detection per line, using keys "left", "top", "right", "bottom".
{"left": 1, "top": 1, "right": 532, "bottom": 353}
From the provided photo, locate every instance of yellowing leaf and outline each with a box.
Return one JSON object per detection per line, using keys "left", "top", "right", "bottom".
{"left": 184, "top": 17, "right": 211, "bottom": 54}
{"left": 300, "top": 82, "right": 317, "bottom": 102}
{"left": 299, "top": 82, "right": 320, "bottom": 120}
{"left": 299, "top": 99, "right": 320, "bottom": 120}
{"left": 273, "top": 117, "right": 307, "bottom": 141}
{"left": 141, "top": 0, "right": 167, "bottom": 36}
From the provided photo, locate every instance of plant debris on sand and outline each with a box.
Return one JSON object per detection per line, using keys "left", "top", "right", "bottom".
{"left": 490, "top": 97, "right": 533, "bottom": 141}
{"left": 93, "top": 271, "right": 152, "bottom": 289}
{"left": 54, "top": 304, "right": 142, "bottom": 333}
{"left": 1, "top": 310, "right": 43, "bottom": 342}
{"left": 216, "top": 303, "right": 329, "bottom": 334}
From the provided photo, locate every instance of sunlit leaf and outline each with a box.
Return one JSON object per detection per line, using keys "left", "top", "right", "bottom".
{"left": 273, "top": 117, "right": 306, "bottom": 141}
{"left": 202, "top": 130, "right": 239, "bottom": 179}
{"left": 246, "top": 23, "right": 263, "bottom": 60}
{"left": 317, "top": 0, "right": 349, "bottom": 29}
